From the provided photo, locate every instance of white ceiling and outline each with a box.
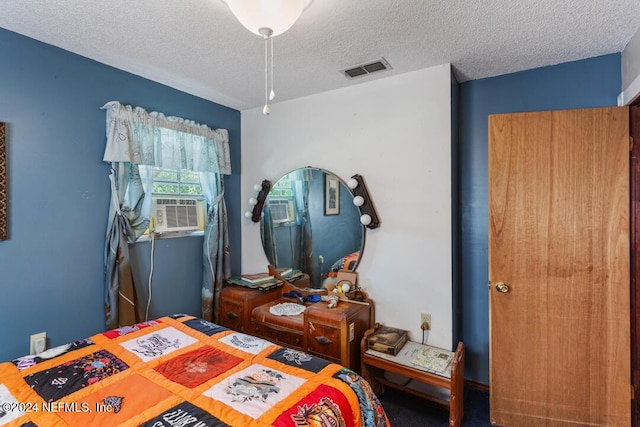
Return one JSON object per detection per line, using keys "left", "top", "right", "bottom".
{"left": 1, "top": 0, "right": 640, "bottom": 111}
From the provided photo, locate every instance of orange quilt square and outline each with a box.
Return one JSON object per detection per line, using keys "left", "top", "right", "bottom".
{"left": 155, "top": 346, "right": 243, "bottom": 388}
{"left": 57, "top": 374, "right": 174, "bottom": 426}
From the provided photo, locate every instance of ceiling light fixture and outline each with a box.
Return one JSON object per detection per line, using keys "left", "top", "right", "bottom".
{"left": 223, "top": 0, "right": 312, "bottom": 115}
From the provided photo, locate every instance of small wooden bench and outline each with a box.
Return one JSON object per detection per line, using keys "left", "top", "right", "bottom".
{"left": 361, "top": 327, "right": 465, "bottom": 427}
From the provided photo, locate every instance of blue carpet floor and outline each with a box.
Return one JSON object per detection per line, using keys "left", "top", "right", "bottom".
{"left": 377, "top": 385, "right": 491, "bottom": 426}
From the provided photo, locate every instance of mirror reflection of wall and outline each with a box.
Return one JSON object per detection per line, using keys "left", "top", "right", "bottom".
{"left": 260, "top": 167, "right": 364, "bottom": 288}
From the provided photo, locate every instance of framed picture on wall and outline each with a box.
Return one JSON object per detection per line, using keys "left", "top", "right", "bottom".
{"left": 0, "top": 122, "right": 6, "bottom": 240}
{"left": 325, "top": 173, "right": 340, "bottom": 215}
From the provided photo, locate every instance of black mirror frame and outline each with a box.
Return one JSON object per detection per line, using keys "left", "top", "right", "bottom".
{"left": 250, "top": 179, "right": 272, "bottom": 222}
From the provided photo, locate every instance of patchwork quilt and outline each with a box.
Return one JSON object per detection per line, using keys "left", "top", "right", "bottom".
{"left": 0, "top": 314, "right": 389, "bottom": 427}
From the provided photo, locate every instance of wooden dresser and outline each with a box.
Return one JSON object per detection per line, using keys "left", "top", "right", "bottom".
{"left": 219, "top": 274, "right": 311, "bottom": 333}
{"left": 250, "top": 297, "right": 373, "bottom": 371}
{"left": 219, "top": 280, "right": 374, "bottom": 371}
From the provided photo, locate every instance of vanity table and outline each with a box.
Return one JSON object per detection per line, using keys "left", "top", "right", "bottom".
{"left": 251, "top": 297, "right": 373, "bottom": 371}
{"left": 224, "top": 166, "right": 379, "bottom": 370}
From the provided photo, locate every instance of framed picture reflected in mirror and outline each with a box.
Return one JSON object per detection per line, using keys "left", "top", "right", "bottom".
{"left": 0, "top": 122, "right": 6, "bottom": 240}
{"left": 325, "top": 173, "right": 340, "bottom": 215}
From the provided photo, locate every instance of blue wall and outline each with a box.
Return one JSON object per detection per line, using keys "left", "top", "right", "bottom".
{"left": 458, "top": 53, "right": 621, "bottom": 384}
{"left": 0, "top": 28, "right": 241, "bottom": 361}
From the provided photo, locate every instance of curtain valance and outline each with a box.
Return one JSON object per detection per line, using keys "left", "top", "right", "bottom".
{"left": 101, "top": 101, "right": 231, "bottom": 175}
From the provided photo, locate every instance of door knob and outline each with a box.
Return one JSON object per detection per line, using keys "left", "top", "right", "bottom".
{"left": 495, "top": 282, "right": 510, "bottom": 293}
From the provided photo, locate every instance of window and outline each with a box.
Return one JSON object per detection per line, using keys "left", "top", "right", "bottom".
{"left": 269, "top": 176, "right": 293, "bottom": 198}
{"left": 152, "top": 167, "right": 202, "bottom": 196}
{"left": 267, "top": 178, "right": 296, "bottom": 223}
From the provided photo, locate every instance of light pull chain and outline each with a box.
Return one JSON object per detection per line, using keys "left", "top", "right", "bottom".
{"left": 269, "top": 36, "right": 275, "bottom": 101}
{"left": 263, "top": 34, "right": 270, "bottom": 115}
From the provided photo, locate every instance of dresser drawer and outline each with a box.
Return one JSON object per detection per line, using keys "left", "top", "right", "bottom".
{"left": 305, "top": 300, "right": 373, "bottom": 370}
{"left": 252, "top": 322, "right": 304, "bottom": 350}
{"left": 219, "top": 299, "right": 244, "bottom": 331}
{"left": 219, "top": 285, "right": 282, "bottom": 332}
{"left": 307, "top": 322, "right": 342, "bottom": 362}
{"left": 251, "top": 298, "right": 306, "bottom": 350}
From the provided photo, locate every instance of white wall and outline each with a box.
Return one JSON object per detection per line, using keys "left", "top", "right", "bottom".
{"left": 240, "top": 64, "right": 453, "bottom": 349}
{"left": 620, "top": 26, "right": 640, "bottom": 104}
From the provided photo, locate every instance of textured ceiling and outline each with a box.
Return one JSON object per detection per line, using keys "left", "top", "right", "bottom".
{"left": 1, "top": 0, "right": 639, "bottom": 110}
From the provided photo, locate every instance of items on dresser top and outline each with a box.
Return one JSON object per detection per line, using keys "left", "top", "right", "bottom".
{"left": 239, "top": 272, "right": 274, "bottom": 283}
{"left": 227, "top": 269, "right": 309, "bottom": 291}
{"left": 269, "top": 302, "right": 306, "bottom": 316}
{"left": 325, "top": 269, "right": 370, "bottom": 302}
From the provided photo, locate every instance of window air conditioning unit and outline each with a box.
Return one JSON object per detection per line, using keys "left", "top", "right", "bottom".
{"left": 153, "top": 197, "right": 203, "bottom": 233}
{"left": 268, "top": 199, "right": 293, "bottom": 223}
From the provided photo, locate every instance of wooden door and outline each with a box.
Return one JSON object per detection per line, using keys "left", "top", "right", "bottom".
{"left": 632, "top": 105, "right": 640, "bottom": 426}
{"left": 488, "top": 107, "right": 630, "bottom": 426}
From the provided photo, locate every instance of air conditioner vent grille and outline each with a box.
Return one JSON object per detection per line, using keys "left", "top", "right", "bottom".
{"left": 345, "top": 67, "right": 368, "bottom": 78}
{"left": 165, "top": 205, "right": 199, "bottom": 228}
{"left": 342, "top": 58, "right": 392, "bottom": 79}
{"left": 153, "top": 197, "right": 202, "bottom": 233}
{"left": 268, "top": 199, "right": 292, "bottom": 223}
{"left": 363, "top": 62, "right": 387, "bottom": 73}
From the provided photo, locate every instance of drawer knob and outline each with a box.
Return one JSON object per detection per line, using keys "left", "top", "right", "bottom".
{"left": 227, "top": 311, "right": 239, "bottom": 319}
{"left": 315, "top": 336, "right": 333, "bottom": 345}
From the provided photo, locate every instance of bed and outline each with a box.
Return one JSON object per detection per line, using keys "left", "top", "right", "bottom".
{"left": 0, "top": 314, "right": 389, "bottom": 427}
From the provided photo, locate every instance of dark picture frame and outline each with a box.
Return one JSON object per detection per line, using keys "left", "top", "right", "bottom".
{"left": 324, "top": 173, "right": 340, "bottom": 215}
{"left": 0, "top": 122, "right": 6, "bottom": 240}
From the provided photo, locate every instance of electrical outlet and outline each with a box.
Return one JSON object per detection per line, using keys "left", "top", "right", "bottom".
{"left": 421, "top": 313, "right": 431, "bottom": 330}
{"left": 30, "top": 332, "right": 46, "bottom": 354}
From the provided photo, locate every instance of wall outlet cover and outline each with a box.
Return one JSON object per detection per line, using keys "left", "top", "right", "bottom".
{"left": 30, "top": 332, "right": 46, "bottom": 354}
{"left": 421, "top": 313, "right": 431, "bottom": 330}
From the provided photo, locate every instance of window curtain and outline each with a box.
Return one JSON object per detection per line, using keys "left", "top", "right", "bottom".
{"left": 292, "top": 170, "right": 313, "bottom": 281}
{"left": 200, "top": 172, "right": 230, "bottom": 322}
{"left": 104, "top": 162, "right": 148, "bottom": 329}
{"left": 260, "top": 205, "right": 276, "bottom": 265}
{"left": 102, "top": 101, "right": 231, "bottom": 330}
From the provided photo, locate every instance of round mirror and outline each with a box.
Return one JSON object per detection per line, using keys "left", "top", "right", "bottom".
{"left": 260, "top": 167, "right": 365, "bottom": 288}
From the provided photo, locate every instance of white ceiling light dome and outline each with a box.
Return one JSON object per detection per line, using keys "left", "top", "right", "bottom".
{"left": 224, "top": 0, "right": 311, "bottom": 37}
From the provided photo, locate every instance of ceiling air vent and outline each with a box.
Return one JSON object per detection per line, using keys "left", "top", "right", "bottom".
{"left": 342, "top": 58, "right": 392, "bottom": 79}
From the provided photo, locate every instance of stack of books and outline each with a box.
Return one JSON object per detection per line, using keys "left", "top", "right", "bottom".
{"left": 240, "top": 272, "right": 275, "bottom": 284}
{"left": 227, "top": 268, "right": 304, "bottom": 291}
{"left": 227, "top": 272, "right": 283, "bottom": 291}
{"left": 275, "top": 268, "right": 304, "bottom": 280}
